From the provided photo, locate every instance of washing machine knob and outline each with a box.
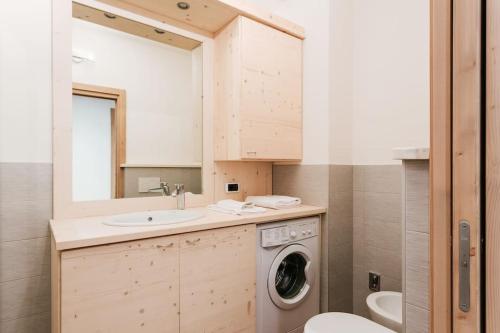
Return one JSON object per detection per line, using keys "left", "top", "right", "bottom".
{"left": 290, "top": 231, "right": 297, "bottom": 238}
{"left": 302, "top": 231, "right": 307, "bottom": 236}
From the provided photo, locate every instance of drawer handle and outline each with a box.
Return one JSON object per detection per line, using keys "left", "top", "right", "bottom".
{"left": 185, "top": 238, "right": 201, "bottom": 245}
{"left": 246, "top": 151, "right": 257, "bottom": 155}
{"left": 156, "top": 243, "right": 174, "bottom": 249}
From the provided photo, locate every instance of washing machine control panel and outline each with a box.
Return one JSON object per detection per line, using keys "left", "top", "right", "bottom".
{"left": 261, "top": 220, "right": 318, "bottom": 247}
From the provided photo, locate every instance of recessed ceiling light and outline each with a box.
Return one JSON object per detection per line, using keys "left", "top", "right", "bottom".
{"left": 154, "top": 28, "right": 165, "bottom": 34}
{"left": 104, "top": 12, "right": 116, "bottom": 19}
{"left": 177, "top": 2, "right": 190, "bottom": 10}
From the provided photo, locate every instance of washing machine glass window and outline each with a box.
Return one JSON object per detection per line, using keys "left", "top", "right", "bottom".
{"left": 275, "top": 253, "right": 307, "bottom": 299}
{"left": 268, "top": 244, "right": 314, "bottom": 310}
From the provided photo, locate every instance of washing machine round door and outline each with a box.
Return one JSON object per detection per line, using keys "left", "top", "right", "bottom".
{"left": 268, "top": 244, "right": 314, "bottom": 310}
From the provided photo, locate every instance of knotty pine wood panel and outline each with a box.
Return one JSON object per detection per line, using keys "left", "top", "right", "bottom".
{"left": 179, "top": 225, "right": 256, "bottom": 333}
{"left": 486, "top": 0, "right": 500, "bottom": 331}
{"left": 60, "top": 236, "right": 180, "bottom": 333}
{"left": 239, "top": 17, "right": 302, "bottom": 160}
{"left": 452, "top": 0, "right": 482, "bottom": 331}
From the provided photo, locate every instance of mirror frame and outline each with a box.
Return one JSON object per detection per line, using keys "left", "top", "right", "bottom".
{"left": 53, "top": 0, "right": 214, "bottom": 219}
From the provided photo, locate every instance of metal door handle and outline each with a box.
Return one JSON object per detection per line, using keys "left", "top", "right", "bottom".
{"left": 459, "top": 220, "right": 470, "bottom": 312}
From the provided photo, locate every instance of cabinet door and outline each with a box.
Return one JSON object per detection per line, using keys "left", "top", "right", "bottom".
{"left": 239, "top": 17, "right": 303, "bottom": 160}
{"left": 179, "top": 225, "right": 256, "bottom": 333}
{"left": 61, "top": 236, "right": 180, "bottom": 333}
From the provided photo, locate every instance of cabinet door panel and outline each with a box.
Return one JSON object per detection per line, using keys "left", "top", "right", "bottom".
{"left": 240, "top": 17, "right": 302, "bottom": 160}
{"left": 61, "top": 236, "right": 180, "bottom": 333}
{"left": 179, "top": 225, "right": 256, "bottom": 333}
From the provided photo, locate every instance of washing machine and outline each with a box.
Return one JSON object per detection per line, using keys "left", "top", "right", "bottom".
{"left": 256, "top": 216, "right": 320, "bottom": 333}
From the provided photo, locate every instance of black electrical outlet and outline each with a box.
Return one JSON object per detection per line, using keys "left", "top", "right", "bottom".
{"left": 369, "top": 272, "right": 381, "bottom": 291}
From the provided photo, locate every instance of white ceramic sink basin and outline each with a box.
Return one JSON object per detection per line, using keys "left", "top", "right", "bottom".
{"left": 103, "top": 210, "right": 204, "bottom": 227}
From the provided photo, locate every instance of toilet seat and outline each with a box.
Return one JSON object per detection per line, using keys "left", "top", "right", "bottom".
{"left": 305, "top": 312, "right": 395, "bottom": 333}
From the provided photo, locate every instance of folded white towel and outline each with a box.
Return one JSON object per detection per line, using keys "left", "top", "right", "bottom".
{"left": 208, "top": 199, "right": 267, "bottom": 215}
{"left": 246, "top": 195, "right": 301, "bottom": 210}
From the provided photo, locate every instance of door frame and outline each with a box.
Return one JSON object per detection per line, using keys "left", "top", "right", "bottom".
{"left": 430, "top": 0, "right": 484, "bottom": 332}
{"left": 72, "top": 82, "right": 127, "bottom": 198}
{"left": 430, "top": 0, "right": 453, "bottom": 332}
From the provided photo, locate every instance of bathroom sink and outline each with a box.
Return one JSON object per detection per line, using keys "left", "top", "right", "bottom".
{"left": 103, "top": 210, "right": 203, "bottom": 227}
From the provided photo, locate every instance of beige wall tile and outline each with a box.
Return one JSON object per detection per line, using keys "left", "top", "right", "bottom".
{"left": 0, "top": 200, "right": 51, "bottom": 242}
{"left": 363, "top": 192, "right": 401, "bottom": 222}
{"left": 273, "top": 165, "right": 329, "bottom": 206}
{"left": 0, "top": 237, "right": 50, "bottom": 283}
{"left": 353, "top": 191, "right": 364, "bottom": 218}
{"left": 330, "top": 165, "right": 353, "bottom": 193}
{"left": 406, "top": 303, "right": 429, "bottom": 333}
{"left": 0, "top": 275, "right": 50, "bottom": 321}
{"left": 364, "top": 217, "right": 402, "bottom": 252}
{"left": 0, "top": 163, "right": 52, "bottom": 204}
{"left": 330, "top": 190, "right": 353, "bottom": 219}
{"left": 353, "top": 166, "right": 365, "bottom": 192}
{"left": 0, "top": 311, "right": 50, "bottom": 333}
{"left": 405, "top": 161, "right": 429, "bottom": 234}
{"left": 363, "top": 165, "right": 401, "bottom": 194}
{"left": 406, "top": 231, "right": 429, "bottom": 309}
{"left": 329, "top": 214, "right": 353, "bottom": 248}
{"left": 123, "top": 167, "right": 202, "bottom": 197}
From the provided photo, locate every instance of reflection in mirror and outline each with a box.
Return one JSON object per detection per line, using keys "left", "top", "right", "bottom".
{"left": 71, "top": 3, "right": 203, "bottom": 202}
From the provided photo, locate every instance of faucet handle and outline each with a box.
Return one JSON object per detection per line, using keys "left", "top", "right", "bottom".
{"left": 174, "top": 184, "right": 184, "bottom": 191}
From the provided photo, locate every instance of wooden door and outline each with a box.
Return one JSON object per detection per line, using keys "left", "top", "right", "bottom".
{"left": 452, "top": 0, "right": 482, "bottom": 332}
{"left": 179, "top": 225, "right": 256, "bottom": 333}
{"left": 486, "top": 0, "right": 500, "bottom": 331}
{"left": 61, "top": 236, "right": 180, "bottom": 333}
{"left": 239, "top": 17, "right": 302, "bottom": 160}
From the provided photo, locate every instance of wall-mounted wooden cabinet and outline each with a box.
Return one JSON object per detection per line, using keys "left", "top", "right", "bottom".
{"left": 214, "top": 16, "right": 303, "bottom": 161}
{"left": 58, "top": 225, "right": 256, "bottom": 333}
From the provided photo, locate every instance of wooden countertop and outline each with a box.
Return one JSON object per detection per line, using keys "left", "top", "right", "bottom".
{"left": 50, "top": 205, "right": 326, "bottom": 251}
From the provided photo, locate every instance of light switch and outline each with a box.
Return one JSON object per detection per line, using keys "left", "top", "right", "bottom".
{"left": 138, "top": 177, "right": 160, "bottom": 193}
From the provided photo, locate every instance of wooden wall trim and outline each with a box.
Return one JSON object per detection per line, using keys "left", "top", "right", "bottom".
{"left": 486, "top": 0, "right": 500, "bottom": 330}
{"left": 452, "top": 0, "right": 482, "bottom": 331}
{"left": 430, "top": 0, "right": 452, "bottom": 332}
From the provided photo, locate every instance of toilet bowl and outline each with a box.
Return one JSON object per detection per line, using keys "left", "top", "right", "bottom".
{"left": 366, "top": 291, "right": 402, "bottom": 333}
{"left": 304, "top": 312, "right": 395, "bottom": 333}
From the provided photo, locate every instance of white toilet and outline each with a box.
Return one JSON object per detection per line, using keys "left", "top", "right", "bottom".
{"left": 304, "top": 291, "right": 402, "bottom": 333}
{"left": 304, "top": 312, "right": 395, "bottom": 333}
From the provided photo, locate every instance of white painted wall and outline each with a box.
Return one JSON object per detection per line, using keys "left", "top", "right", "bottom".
{"left": 72, "top": 95, "right": 115, "bottom": 201}
{"left": 351, "top": 0, "right": 429, "bottom": 165}
{"left": 330, "top": 0, "right": 354, "bottom": 165}
{"left": 330, "top": 0, "right": 430, "bottom": 165}
{"left": 248, "top": 0, "right": 332, "bottom": 165}
{"left": 0, "top": 0, "right": 52, "bottom": 163}
{"left": 72, "top": 19, "right": 202, "bottom": 165}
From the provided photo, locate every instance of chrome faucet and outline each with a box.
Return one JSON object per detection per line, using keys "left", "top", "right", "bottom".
{"left": 171, "top": 184, "right": 185, "bottom": 210}
{"left": 148, "top": 182, "right": 171, "bottom": 196}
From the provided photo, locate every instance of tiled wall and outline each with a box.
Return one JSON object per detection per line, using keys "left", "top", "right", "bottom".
{"left": 273, "top": 164, "right": 353, "bottom": 313}
{"left": 0, "top": 163, "right": 52, "bottom": 333}
{"left": 353, "top": 165, "right": 402, "bottom": 318}
{"left": 273, "top": 165, "right": 331, "bottom": 312}
{"left": 123, "top": 167, "right": 202, "bottom": 198}
{"left": 328, "top": 165, "right": 353, "bottom": 313}
{"left": 403, "top": 160, "right": 429, "bottom": 333}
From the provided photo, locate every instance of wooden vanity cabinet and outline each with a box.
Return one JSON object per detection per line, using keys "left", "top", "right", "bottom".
{"left": 58, "top": 225, "right": 256, "bottom": 333}
{"left": 214, "top": 16, "right": 303, "bottom": 161}
{"left": 60, "top": 235, "right": 180, "bottom": 333}
{"left": 179, "top": 225, "right": 256, "bottom": 332}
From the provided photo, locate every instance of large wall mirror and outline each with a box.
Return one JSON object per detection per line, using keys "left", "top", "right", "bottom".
{"left": 71, "top": 2, "right": 203, "bottom": 202}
